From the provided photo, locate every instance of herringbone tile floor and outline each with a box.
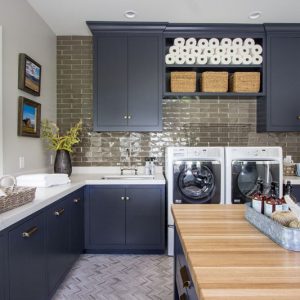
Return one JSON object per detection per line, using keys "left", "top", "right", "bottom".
{"left": 52, "top": 254, "right": 173, "bottom": 300}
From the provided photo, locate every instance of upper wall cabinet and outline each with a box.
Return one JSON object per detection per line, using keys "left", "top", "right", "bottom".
{"left": 87, "top": 22, "right": 167, "bottom": 132}
{"left": 257, "top": 24, "right": 300, "bottom": 132}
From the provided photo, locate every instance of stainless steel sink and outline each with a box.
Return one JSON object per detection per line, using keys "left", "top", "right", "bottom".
{"left": 102, "top": 175, "right": 155, "bottom": 180}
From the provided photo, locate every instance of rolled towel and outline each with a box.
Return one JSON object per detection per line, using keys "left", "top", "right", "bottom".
{"left": 252, "top": 55, "right": 263, "bottom": 65}
{"left": 237, "top": 46, "right": 250, "bottom": 56}
{"left": 169, "top": 45, "right": 181, "bottom": 55}
{"left": 175, "top": 55, "right": 185, "bottom": 64}
{"left": 203, "top": 47, "right": 215, "bottom": 57}
{"left": 209, "top": 55, "right": 221, "bottom": 65}
{"left": 191, "top": 47, "right": 202, "bottom": 56}
{"left": 209, "top": 38, "right": 220, "bottom": 48}
{"left": 221, "top": 55, "right": 232, "bottom": 65}
{"left": 242, "top": 55, "right": 252, "bottom": 65}
{"left": 220, "top": 38, "right": 232, "bottom": 47}
{"left": 250, "top": 44, "right": 263, "bottom": 55}
{"left": 179, "top": 46, "right": 191, "bottom": 56}
{"left": 232, "top": 38, "right": 243, "bottom": 47}
{"left": 231, "top": 55, "right": 243, "bottom": 65}
{"left": 196, "top": 55, "right": 208, "bottom": 65}
{"left": 198, "top": 38, "right": 209, "bottom": 48}
{"left": 244, "top": 38, "right": 255, "bottom": 48}
{"left": 215, "top": 46, "right": 227, "bottom": 55}
{"left": 16, "top": 173, "right": 71, "bottom": 187}
{"left": 165, "top": 54, "right": 176, "bottom": 64}
{"left": 185, "top": 54, "right": 196, "bottom": 64}
{"left": 174, "top": 37, "right": 185, "bottom": 47}
{"left": 227, "top": 46, "right": 238, "bottom": 56}
{"left": 186, "top": 37, "right": 197, "bottom": 47}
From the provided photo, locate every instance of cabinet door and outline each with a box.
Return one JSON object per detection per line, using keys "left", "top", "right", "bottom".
{"left": 264, "top": 28, "right": 300, "bottom": 131}
{"left": 127, "top": 35, "right": 162, "bottom": 131}
{"left": 0, "top": 233, "right": 7, "bottom": 300}
{"left": 126, "top": 187, "right": 164, "bottom": 248}
{"left": 94, "top": 35, "right": 128, "bottom": 130}
{"left": 46, "top": 197, "right": 71, "bottom": 293}
{"left": 9, "top": 213, "right": 46, "bottom": 300}
{"left": 69, "top": 188, "right": 84, "bottom": 261}
{"left": 86, "top": 186, "right": 126, "bottom": 248}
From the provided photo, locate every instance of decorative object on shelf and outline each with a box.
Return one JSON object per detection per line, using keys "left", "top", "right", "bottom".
{"left": 229, "top": 72, "right": 260, "bottom": 93}
{"left": 18, "top": 53, "right": 41, "bottom": 96}
{"left": 18, "top": 96, "right": 41, "bottom": 138}
{"left": 41, "top": 119, "right": 82, "bottom": 176}
{"left": 170, "top": 71, "right": 196, "bottom": 92}
{"left": 0, "top": 175, "right": 36, "bottom": 214}
{"left": 201, "top": 71, "right": 228, "bottom": 92}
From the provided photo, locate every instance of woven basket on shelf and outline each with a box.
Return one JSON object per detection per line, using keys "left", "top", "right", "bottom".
{"left": 170, "top": 71, "right": 196, "bottom": 92}
{"left": 0, "top": 175, "right": 36, "bottom": 214}
{"left": 229, "top": 72, "right": 261, "bottom": 93}
{"left": 201, "top": 72, "right": 228, "bottom": 92}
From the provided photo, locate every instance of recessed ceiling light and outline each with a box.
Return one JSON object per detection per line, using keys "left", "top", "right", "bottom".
{"left": 124, "top": 10, "right": 137, "bottom": 19}
{"left": 249, "top": 11, "right": 262, "bottom": 20}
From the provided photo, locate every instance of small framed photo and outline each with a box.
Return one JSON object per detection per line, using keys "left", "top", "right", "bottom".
{"left": 18, "top": 53, "right": 42, "bottom": 96}
{"left": 18, "top": 97, "right": 41, "bottom": 138}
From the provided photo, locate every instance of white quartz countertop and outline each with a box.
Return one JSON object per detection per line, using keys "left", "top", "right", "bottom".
{"left": 0, "top": 168, "right": 165, "bottom": 232}
{"left": 283, "top": 175, "right": 300, "bottom": 185}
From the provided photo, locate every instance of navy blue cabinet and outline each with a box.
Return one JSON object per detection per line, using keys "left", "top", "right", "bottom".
{"left": 85, "top": 185, "right": 165, "bottom": 252}
{"left": 0, "top": 232, "right": 7, "bottom": 300}
{"left": 258, "top": 25, "right": 300, "bottom": 132}
{"left": 8, "top": 213, "right": 47, "bottom": 300}
{"left": 88, "top": 22, "right": 166, "bottom": 132}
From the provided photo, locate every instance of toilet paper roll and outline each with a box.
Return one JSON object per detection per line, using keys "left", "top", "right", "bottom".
{"left": 186, "top": 38, "right": 197, "bottom": 47}
{"left": 209, "top": 38, "right": 220, "bottom": 48}
{"left": 174, "top": 37, "right": 185, "bottom": 47}
{"left": 196, "top": 55, "right": 208, "bottom": 65}
{"left": 250, "top": 44, "right": 263, "bottom": 55}
{"left": 220, "top": 38, "right": 232, "bottom": 47}
{"left": 227, "top": 46, "right": 238, "bottom": 56}
{"left": 198, "top": 38, "right": 209, "bottom": 48}
{"left": 179, "top": 46, "right": 191, "bottom": 56}
{"left": 175, "top": 55, "right": 185, "bottom": 65}
{"left": 237, "top": 46, "right": 250, "bottom": 56}
{"left": 242, "top": 55, "right": 252, "bottom": 65}
{"left": 165, "top": 54, "right": 176, "bottom": 65}
{"left": 169, "top": 45, "right": 181, "bottom": 55}
{"left": 185, "top": 54, "right": 196, "bottom": 64}
{"left": 231, "top": 55, "right": 243, "bottom": 65}
{"left": 244, "top": 38, "right": 255, "bottom": 48}
{"left": 252, "top": 55, "right": 263, "bottom": 65}
{"left": 209, "top": 55, "right": 221, "bottom": 65}
{"left": 221, "top": 55, "right": 232, "bottom": 65}
{"left": 215, "top": 46, "right": 227, "bottom": 55}
{"left": 232, "top": 38, "right": 243, "bottom": 47}
{"left": 191, "top": 47, "right": 202, "bottom": 56}
{"left": 203, "top": 47, "right": 215, "bottom": 57}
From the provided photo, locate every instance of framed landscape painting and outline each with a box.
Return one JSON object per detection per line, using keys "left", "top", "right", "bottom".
{"left": 18, "top": 97, "right": 41, "bottom": 138}
{"left": 18, "top": 53, "right": 42, "bottom": 96}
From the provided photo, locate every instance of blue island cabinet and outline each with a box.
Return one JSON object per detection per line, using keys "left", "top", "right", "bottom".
{"left": 0, "top": 232, "right": 7, "bottom": 300}
{"left": 85, "top": 185, "right": 165, "bottom": 253}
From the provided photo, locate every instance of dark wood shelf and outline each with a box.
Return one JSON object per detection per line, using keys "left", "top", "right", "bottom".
{"left": 163, "top": 92, "right": 264, "bottom": 98}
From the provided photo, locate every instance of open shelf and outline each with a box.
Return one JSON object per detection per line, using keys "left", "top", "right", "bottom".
{"left": 163, "top": 92, "right": 265, "bottom": 99}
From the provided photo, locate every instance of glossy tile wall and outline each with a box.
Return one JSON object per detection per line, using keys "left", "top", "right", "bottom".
{"left": 57, "top": 36, "right": 300, "bottom": 166}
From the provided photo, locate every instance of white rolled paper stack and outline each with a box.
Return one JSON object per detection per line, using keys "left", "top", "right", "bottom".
{"left": 174, "top": 37, "right": 185, "bottom": 47}
{"left": 252, "top": 55, "right": 263, "bottom": 65}
{"left": 198, "top": 38, "right": 209, "bottom": 49}
{"left": 197, "top": 55, "right": 208, "bottom": 65}
{"left": 242, "top": 55, "right": 252, "bottom": 65}
{"left": 221, "top": 55, "right": 231, "bottom": 65}
{"left": 186, "top": 38, "right": 197, "bottom": 48}
{"left": 220, "top": 38, "right": 232, "bottom": 47}
{"left": 232, "top": 38, "right": 243, "bottom": 48}
{"left": 231, "top": 55, "right": 243, "bottom": 65}
{"left": 179, "top": 46, "right": 191, "bottom": 56}
{"left": 191, "top": 47, "right": 202, "bottom": 56}
{"left": 209, "top": 38, "right": 220, "bottom": 48}
{"left": 165, "top": 54, "right": 176, "bottom": 64}
{"left": 250, "top": 44, "right": 263, "bottom": 55}
{"left": 203, "top": 47, "right": 215, "bottom": 57}
{"left": 185, "top": 54, "right": 196, "bottom": 65}
{"left": 227, "top": 46, "right": 238, "bottom": 56}
{"left": 175, "top": 55, "right": 185, "bottom": 64}
{"left": 244, "top": 38, "right": 255, "bottom": 48}
{"left": 215, "top": 46, "right": 227, "bottom": 56}
{"left": 169, "top": 45, "right": 181, "bottom": 55}
{"left": 209, "top": 55, "right": 221, "bottom": 65}
{"left": 237, "top": 46, "right": 250, "bottom": 56}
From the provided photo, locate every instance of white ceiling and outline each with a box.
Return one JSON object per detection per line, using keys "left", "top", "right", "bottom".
{"left": 27, "top": 0, "right": 300, "bottom": 36}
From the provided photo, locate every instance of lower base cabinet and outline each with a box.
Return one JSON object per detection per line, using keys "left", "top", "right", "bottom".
{"left": 85, "top": 185, "right": 165, "bottom": 252}
{"left": 0, "top": 233, "right": 7, "bottom": 300}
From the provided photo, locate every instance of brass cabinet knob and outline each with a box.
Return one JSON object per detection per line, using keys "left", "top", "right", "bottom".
{"left": 54, "top": 208, "right": 65, "bottom": 216}
{"left": 121, "top": 196, "right": 125, "bottom": 200}
{"left": 22, "top": 226, "right": 38, "bottom": 238}
{"left": 126, "top": 197, "right": 130, "bottom": 201}
{"left": 73, "top": 198, "right": 80, "bottom": 203}
{"left": 180, "top": 266, "right": 191, "bottom": 288}
{"left": 124, "top": 115, "right": 127, "bottom": 119}
{"left": 128, "top": 115, "right": 132, "bottom": 120}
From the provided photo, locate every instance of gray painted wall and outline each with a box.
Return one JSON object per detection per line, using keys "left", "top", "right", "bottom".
{"left": 0, "top": 0, "right": 56, "bottom": 175}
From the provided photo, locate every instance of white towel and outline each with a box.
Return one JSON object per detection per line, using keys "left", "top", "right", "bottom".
{"left": 16, "top": 174, "right": 71, "bottom": 187}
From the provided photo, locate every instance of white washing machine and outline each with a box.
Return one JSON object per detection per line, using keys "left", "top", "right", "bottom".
{"left": 165, "top": 147, "right": 225, "bottom": 256}
{"left": 225, "top": 147, "right": 283, "bottom": 204}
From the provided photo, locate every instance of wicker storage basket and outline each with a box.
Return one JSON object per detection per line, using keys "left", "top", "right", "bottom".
{"left": 0, "top": 176, "right": 36, "bottom": 214}
{"left": 201, "top": 72, "right": 228, "bottom": 92}
{"left": 170, "top": 72, "right": 196, "bottom": 92}
{"left": 230, "top": 72, "right": 261, "bottom": 93}
{"left": 283, "top": 164, "right": 296, "bottom": 176}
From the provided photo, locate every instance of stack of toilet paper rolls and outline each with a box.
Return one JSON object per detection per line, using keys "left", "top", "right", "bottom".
{"left": 165, "top": 37, "right": 263, "bottom": 65}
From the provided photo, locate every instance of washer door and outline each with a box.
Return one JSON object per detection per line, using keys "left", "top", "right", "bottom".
{"left": 177, "top": 163, "right": 215, "bottom": 203}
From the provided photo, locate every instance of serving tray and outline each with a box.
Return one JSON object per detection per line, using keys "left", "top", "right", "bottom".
{"left": 245, "top": 202, "right": 300, "bottom": 251}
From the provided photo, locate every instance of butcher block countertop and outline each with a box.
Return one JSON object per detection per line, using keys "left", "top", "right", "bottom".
{"left": 172, "top": 204, "right": 300, "bottom": 300}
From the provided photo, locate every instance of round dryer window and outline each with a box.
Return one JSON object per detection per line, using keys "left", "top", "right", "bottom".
{"left": 178, "top": 164, "right": 215, "bottom": 202}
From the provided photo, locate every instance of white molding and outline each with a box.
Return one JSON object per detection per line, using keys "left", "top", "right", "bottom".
{"left": 0, "top": 26, "right": 3, "bottom": 176}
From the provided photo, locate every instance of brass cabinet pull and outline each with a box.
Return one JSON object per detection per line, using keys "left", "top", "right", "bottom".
{"left": 126, "top": 196, "right": 130, "bottom": 201}
{"left": 121, "top": 196, "right": 125, "bottom": 200}
{"left": 297, "top": 116, "right": 300, "bottom": 120}
{"left": 128, "top": 115, "right": 132, "bottom": 120}
{"left": 180, "top": 293, "right": 188, "bottom": 300}
{"left": 22, "top": 226, "right": 38, "bottom": 238}
{"left": 54, "top": 208, "right": 65, "bottom": 216}
{"left": 73, "top": 198, "right": 80, "bottom": 203}
{"left": 124, "top": 115, "right": 127, "bottom": 119}
{"left": 180, "top": 266, "right": 191, "bottom": 288}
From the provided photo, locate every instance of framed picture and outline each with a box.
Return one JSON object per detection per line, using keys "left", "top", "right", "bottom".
{"left": 18, "top": 97, "right": 41, "bottom": 138}
{"left": 18, "top": 53, "right": 41, "bottom": 96}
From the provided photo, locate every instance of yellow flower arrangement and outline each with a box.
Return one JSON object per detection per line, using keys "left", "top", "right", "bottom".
{"left": 41, "top": 119, "right": 82, "bottom": 153}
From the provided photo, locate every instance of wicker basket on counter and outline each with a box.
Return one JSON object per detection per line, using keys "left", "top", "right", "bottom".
{"left": 0, "top": 175, "right": 36, "bottom": 214}
{"left": 283, "top": 164, "right": 296, "bottom": 176}
{"left": 201, "top": 71, "right": 228, "bottom": 92}
{"left": 170, "top": 71, "right": 196, "bottom": 92}
{"left": 229, "top": 72, "right": 260, "bottom": 93}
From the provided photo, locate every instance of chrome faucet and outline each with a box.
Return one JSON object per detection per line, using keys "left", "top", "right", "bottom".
{"left": 121, "top": 148, "right": 138, "bottom": 175}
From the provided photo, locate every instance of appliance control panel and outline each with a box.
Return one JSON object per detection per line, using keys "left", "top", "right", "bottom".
{"left": 230, "top": 147, "right": 282, "bottom": 159}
